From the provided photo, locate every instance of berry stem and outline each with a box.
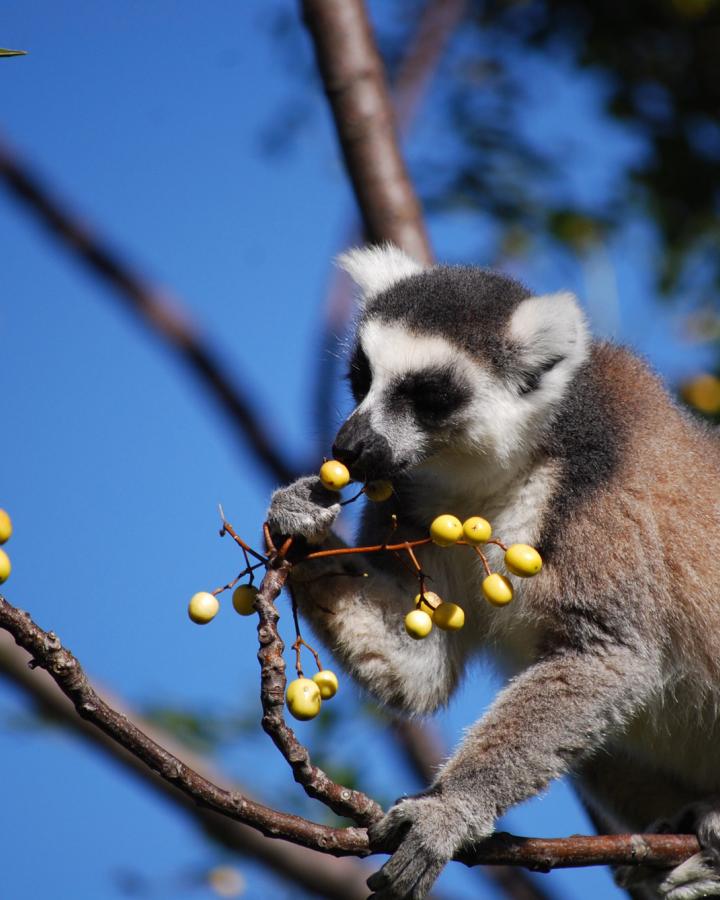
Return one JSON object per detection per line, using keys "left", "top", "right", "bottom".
{"left": 220, "top": 517, "right": 267, "bottom": 564}
{"left": 339, "top": 487, "right": 365, "bottom": 506}
{"left": 291, "top": 595, "right": 323, "bottom": 676}
{"left": 303, "top": 537, "right": 431, "bottom": 560}
{"left": 473, "top": 546, "right": 493, "bottom": 577}
{"left": 486, "top": 538, "right": 508, "bottom": 552}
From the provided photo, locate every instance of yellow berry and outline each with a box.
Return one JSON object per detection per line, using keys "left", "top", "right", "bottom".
{"left": 364, "top": 480, "right": 393, "bottom": 502}
{"left": 0, "top": 548, "right": 11, "bottom": 584}
{"left": 414, "top": 590, "right": 442, "bottom": 615}
{"left": 312, "top": 669, "right": 339, "bottom": 699}
{"left": 482, "top": 573, "right": 514, "bottom": 607}
{"left": 462, "top": 516, "right": 492, "bottom": 545}
{"left": 0, "top": 510, "right": 12, "bottom": 545}
{"left": 319, "top": 460, "right": 350, "bottom": 491}
{"left": 434, "top": 602, "right": 465, "bottom": 631}
{"left": 429, "top": 514, "right": 463, "bottom": 547}
{"left": 188, "top": 591, "right": 219, "bottom": 624}
{"left": 404, "top": 609, "right": 433, "bottom": 639}
{"left": 505, "top": 544, "right": 543, "bottom": 577}
{"left": 286, "top": 677, "right": 322, "bottom": 720}
{"left": 232, "top": 584, "right": 258, "bottom": 616}
{"left": 681, "top": 373, "right": 720, "bottom": 415}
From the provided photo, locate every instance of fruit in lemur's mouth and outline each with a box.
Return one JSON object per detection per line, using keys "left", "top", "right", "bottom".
{"left": 404, "top": 609, "right": 433, "bottom": 639}
{"left": 188, "top": 591, "right": 220, "bottom": 624}
{"left": 429, "top": 514, "right": 463, "bottom": 547}
{"left": 319, "top": 460, "right": 351, "bottom": 491}
{"left": 462, "top": 516, "right": 492, "bottom": 545}
{"left": 482, "top": 574, "right": 514, "bottom": 607}
{"left": 286, "top": 677, "right": 322, "bottom": 720}
{"left": 232, "top": 584, "right": 258, "bottom": 616}
{"left": 364, "top": 480, "right": 393, "bottom": 502}
{"left": 505, "top": 544, "right": 543, "bottom": 577}
{"left": 312, "top": 669, "right": 339, "bottom": 699}
{"left": 433, "top": 602, "right": 466, "bottom": 631}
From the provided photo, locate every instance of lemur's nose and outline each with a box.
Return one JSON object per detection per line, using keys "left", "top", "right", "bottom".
{"left": 332, "top": 441, "right": 363, "bottom": 467}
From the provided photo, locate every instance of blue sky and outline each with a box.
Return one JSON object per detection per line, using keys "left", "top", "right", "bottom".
{"left": 0, "top": 3, "right": 713, "bottom": 899}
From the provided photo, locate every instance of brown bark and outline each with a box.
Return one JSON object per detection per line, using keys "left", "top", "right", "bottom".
{"left": 300, "top": 0, "right": 432, "bottom": 262}
{"left": 0, "top": 631, "right": 371, "bottom": 900}
{"left": 0, "top": 590, "right": 701, "bottom": 872}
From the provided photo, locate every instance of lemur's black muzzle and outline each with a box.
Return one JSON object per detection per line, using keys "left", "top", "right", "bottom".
{"left": 332, "top": 411, "right": 394, "bottom": 482}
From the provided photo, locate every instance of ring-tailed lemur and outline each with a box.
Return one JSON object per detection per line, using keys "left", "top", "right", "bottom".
{"left": 267, "top": 244, "right": 720, "bottom": 900}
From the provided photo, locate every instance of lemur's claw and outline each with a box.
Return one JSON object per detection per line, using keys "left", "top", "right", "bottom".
{"left": 367, "top": 794, "right": 480, "bottom": 900}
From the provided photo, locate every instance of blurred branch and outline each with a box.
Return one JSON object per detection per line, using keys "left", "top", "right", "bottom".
{"left": 0, "top": 138, "right": 298, "bottom": 485}
{"left": 300, "top": 0, "right": 432, "bottom": 262}
{"left": 0, "top": 631, "right": 371, "bottom": 900}
{"left": 313, "top": 0, "right": 465, "bottom": 452}
{"left": 0, "top": 590, "right": 702, "bottom": 872}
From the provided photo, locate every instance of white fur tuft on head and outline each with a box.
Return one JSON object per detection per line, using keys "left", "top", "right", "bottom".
{"left": 336, "top": 243, "right": 424, "bottom": 301}
{"left": 509, "top": 292, "right": 589, "bottom": 369}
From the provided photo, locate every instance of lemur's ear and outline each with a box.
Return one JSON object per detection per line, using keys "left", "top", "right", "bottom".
{"left": 508, "top": 292, "right": 589, "bottom": 370}
{"left": 337, "top": 243, "right": 424, "bottom": 302}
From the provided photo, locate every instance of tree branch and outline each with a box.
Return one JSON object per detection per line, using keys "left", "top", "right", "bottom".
{"left": 0, "top": 632, "right": 371, "bottom": 900}
{"left": 300, "top": 0, "right": 432, "bottom": 262}
{"left": 0, "top": 588, "right": 701, "bottom": 871}
{"left": 253, "top": 556, "right": 383, "bottom": 825}
{"left": 0, "top": 138, "right": 298, "bottom": 485}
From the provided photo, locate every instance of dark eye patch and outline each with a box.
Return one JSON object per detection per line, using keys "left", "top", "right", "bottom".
{"left": 389, "top": 366, "right": 471, "bottom": 426}
{"left": 517, "top": 355, "right": 565, "bottom": 395}
{"left": 346, "top": 344, "right": 372, "bottom": 401}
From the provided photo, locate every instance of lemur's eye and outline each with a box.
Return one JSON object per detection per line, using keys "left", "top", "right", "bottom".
{"left": 517, "top": 355, "right": 565, "bottom": 395}
{"left": 392, "top": 368, "right": 471, "bottom": 426}
{"left": 346, "top": 346, "right": 372, "bottom": 401}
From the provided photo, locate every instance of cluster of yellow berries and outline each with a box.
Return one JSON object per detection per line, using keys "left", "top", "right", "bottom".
{"left": 285, "top": 669, "right": 339, "bottom": 721}
{"left": 0, "top": 509, "right": 13, "bottom": 584}
{"left": 403, "top": 514, "right": 543, "bottom": 641}
{"left": 187, "top": 579, "right": 339, "bottom": 723}
{"left": 187, "top": 583, "right": 258, "bottom": 624}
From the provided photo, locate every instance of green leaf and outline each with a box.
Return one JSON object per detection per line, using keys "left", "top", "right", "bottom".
{"left": 0, "top": 48, "right": 27, "bottom": 58}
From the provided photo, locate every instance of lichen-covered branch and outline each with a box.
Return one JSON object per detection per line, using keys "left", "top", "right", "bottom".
{"left": 0, "top": 589, "right": 702, "bottom": 871}
{"left": 0, "top": 592, "right": 364, "bottom": 857}
{"left": 0, "top": 632, "right": 372, "bottom": 900}
{"left": 253, "top": 559, "right": 383, "bottom": 825}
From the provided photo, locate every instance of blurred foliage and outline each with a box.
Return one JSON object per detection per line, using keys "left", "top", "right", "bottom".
{"left": 265, "top": 0, "right": 720, "bottom": 310}
{"left": 680, "top": 371, "right": 720, "bottom": 417}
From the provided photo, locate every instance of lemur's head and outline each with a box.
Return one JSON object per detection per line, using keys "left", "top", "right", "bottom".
{"left": 333, "top": 244, "right": 590, "bottom": 482}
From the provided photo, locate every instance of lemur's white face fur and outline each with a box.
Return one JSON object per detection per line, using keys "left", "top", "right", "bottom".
{"left": 334, "top": 244, "right": 590, "bottom": 483}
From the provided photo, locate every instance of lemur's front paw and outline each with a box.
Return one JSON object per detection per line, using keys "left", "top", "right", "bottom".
{"left": 266, "top": 476, "right": 341, "bottom": 545}
{"left": 659, "top": 801, "right": 720, "bottom": 899}
{"left": 616, "top": 801, "right": 720, "bottom": 899}
{"left": 366, "top": 793, "right": 491, "bottom": 900}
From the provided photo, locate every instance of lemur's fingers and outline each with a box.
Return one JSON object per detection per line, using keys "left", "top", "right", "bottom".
{"left": 367, "top": 830, "right": 446, "bottom": 900}
{"left": 660, "top": 852, "right": 720, "bottom": 899}
{"left": 266, "top": 475, "right": 341, "bottom": 544}
{"left": 367, "top": 800, "right": 415, "bottom": 850}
